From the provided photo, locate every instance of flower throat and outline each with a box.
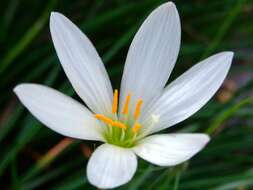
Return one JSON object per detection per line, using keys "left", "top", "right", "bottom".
{"left": 94, "top": 90, "right": 143, "bottom": 147}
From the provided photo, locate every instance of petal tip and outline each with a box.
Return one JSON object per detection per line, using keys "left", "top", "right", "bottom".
{"left": 13, "top": 84, "right": 26, "bottom": 95}
{"left": 13, "top": 84, "right": 41, "bottom": 97}
{"left": 220, "top": 51, "right": 234, "bottom": 67}
{"left": 13, "top": 85, "right": 20, "bottom": 94}
{"left": 194, "top": 133, "right": 210, "bottom": 145}
{"left": 222, "top": 51, "right": 234, "bottom": 58}
{"left": 50, "top": 11, "right": 61, "bottom": 19}
{"left": 160, "top": 1, "right": 177, "bottom": 11}
{"left": 202, "top": 134, "right": 211, "bottom": 145}
{"left": 166, "top": 1, "right": 176, "bottom": 7}
{"left": 13, "top": 87, "right": 19, "bottom": 97}
{"left": 209, "top": 51, "right": 234, "bottom": 68}
{"left": 226, "top": 51, "right": 234, "bottom": 60}
{"left": 50, "top": 12, "right": 65, "bottom": 27}
{"left": 218, "top": 51, "right": 234, "bottom": 60}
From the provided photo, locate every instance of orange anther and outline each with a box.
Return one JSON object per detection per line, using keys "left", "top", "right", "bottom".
{"left": 132, "top": 122, "right": 141, "bottom": 133}
{"left": 122, "top": 94, "right": 131, "bottom": 114}
{"left": 95, "top": 114, "right": 114, "bottom": 126}
{"left": 112, "top": 89, "right": 118, "bottom": 114}
{"left": 134, "top": 99, "right": 143, "bottom": 120}
{"left": 113, "top": 121, "right": 127, "bottom": 130}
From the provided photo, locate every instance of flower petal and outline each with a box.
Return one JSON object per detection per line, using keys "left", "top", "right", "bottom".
{"left": 87, "top": 144, "right": 137, "bottom": 189}
{"left": 14, "top": 84, "right": 104, "bottom": 141}
{"left": 120, "top": 2, "right": 181, "bottom": 114}
{"left": 134, "top": 134, "right": 209, "bottom": 166}
{"left": 50, "top": 12, "right": 113, "bottom": 116}
{"left": 143, "top": 52, "right": 234, "bottom": 133}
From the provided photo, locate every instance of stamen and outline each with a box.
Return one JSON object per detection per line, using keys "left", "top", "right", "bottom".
{"left": 95, "top": 114, "right": 114, "bottom": 126}
{"left": 122, "top": 94, "right": 131, "bottom": 114}
{"left": 134, "top": 99, "right": 143, "bottom": 120}
{"left": 132, "top": 122, "right": 141, "bottom": 133}
{"left": 95, "top": 114, "right": 127, "bottom": 130}
{"left": 112, "top": 89, "right": 118, "bottom": 114}
{"left": 113, "top": 121, "right": 127, "bottom": 130}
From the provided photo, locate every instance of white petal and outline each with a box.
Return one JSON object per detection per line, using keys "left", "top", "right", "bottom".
{"left": 134, "top": 134, "right": 209, "bottom": 166}
{"left": 14, "top": 84, "right": 104, "bottom": 141}
{"left": 87, "top": 144, "right": 137, "bottom": 189}
{"left": 120, "top": 2, "right": 181, "bottom": 114}
{"left": 50, "top": 12, "right": 113, "bottom": 116}
{"left": 143, "top": 52, "right": 234, "bottom": 133}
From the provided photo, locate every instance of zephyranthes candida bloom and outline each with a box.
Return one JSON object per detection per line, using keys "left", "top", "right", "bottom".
{"left": 14, "top": 2, "right": 233, "bottom": 189}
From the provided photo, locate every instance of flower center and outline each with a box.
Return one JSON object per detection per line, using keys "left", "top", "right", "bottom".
{"left": 94, "top": 89, "right": 144, "bottom": 148}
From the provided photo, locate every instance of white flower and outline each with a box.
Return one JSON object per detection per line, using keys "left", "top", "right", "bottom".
{"left": 14, "top": 2, "right": 234, "bottom": 189}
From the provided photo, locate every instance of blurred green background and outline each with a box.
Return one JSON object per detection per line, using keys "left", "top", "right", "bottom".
{"left": 1, "top": 0, "right": 253, "bottom": 189}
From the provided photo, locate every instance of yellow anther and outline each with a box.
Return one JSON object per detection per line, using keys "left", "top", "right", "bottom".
{"left": 113, "top": 121, "right": 127, "bottom": 130}
{"left": 122, "top": 94, "right": 131, "bottom": 114}
{"left": 132, "top": 122, "right": 141, "bottom": 133}
{"left": 112, "top": 89, "right": 118, "bottom": 114}
{"left": 95, "top": 114, "right": 127, "bottom": 130}
{"left": 134, "top": 99, "right": 143, "bottom": 120}
{"left": 95, "top": 114, "right": 114, "bottom": 126}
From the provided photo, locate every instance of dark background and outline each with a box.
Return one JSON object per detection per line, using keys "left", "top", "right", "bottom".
{"left": 0, "top": 0, "right": 253, "bottom": 189}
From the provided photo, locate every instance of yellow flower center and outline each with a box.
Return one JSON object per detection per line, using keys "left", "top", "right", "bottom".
{"left": 94, "top": 89, "right": 144, "bottom": 147}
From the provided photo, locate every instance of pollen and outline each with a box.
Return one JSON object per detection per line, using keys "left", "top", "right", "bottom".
{"left": 94, "top": 90, "right": 145, "bottom": 146}
{"left": 95, "top": 114, "right": 127, "bottom": 130}
{"left": 134, "top": 99, "right": 143, "bottom": 120}
{"left": 122, "top": 94, "right": 131, "bottom": 114}
{"left": 113, "top": 121, "right": 127, "bottom": 130}
{"left": 95, "top": 114, "right": 114, "bottom": 126}
{"left": 132, "top": 122, "right": 141, "bottom": 134}
{"left": 112, "top": 89, "right": 118, "bottom": 114}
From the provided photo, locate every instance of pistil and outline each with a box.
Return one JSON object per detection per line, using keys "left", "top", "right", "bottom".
{"left": 94, "top": 90, "right": 145, "bottom": 147}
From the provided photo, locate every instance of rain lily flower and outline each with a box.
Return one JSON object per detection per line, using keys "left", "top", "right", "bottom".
{"left": 14, "top": 2, "right": 234, "bottom": 189}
